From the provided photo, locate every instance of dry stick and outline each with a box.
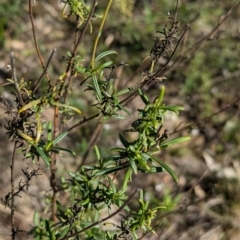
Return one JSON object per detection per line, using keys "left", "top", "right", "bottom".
{"left": 59, "top": 189, "right": 138, "bottom": 240}
{"left": 170, "top": 13, "right": 200, "bottom": 70}
{"left": 76, "top": 123, "right": 103, "bottom": 171}
{"left": 67, "top": 113, "right": 100, "bottom": 132}
{"left": 28, "top": 0, "right": 49, "bottom": 82}
{"left": 33, "top": 48, "right": 57, "bottom": 93}
{"left": 10, "top": 142, "right": 17, "bottom": 240}
{"left": 50, "top": 105, "right": 59, "bottom": 222}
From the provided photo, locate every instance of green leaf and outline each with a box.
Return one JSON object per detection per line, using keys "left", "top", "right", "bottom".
{"left": 119, "top": 133, "right": 129, "bottom": 148}
{"left": 95, "top": 50, "right": 118, "bottom": 62}
{"left": 33, "top": 212, "right": 39, "bottom": 226}
{"left": 47, "top": 121, "right": 52, "bottom": 141}
{"left": 51, "top": 102, "right": 81, "bottom": 114}
{"left": 155, "top": 86, "right": 165, "bottom": 107}
{"left": 160, "top": 136, "right": 191, "bottom": 148}
{"left": 95, "top": 164, "right": 128, "bottom": 176}
{"left": 94, "top": 145, "right": 101, "bottom": 161}
{"left": 138, "top": 89, "right": 149, "bottom": 105}
{"left": 52, "top": 146, "right": 76, "bottom": 156}
{"left": 53, "top": 131, "right": 68, "bottom": 145}
{"left": 115, "top": 87, "right": 134, "bottom": 97}
{"left": 95, "top": 61, "right": 113, "bottom": 71}
{"left": 92, "top": 74, "right": 102, "bottom": 102}
{"left": 153, "top": 157, "right": 178, "bottom": 182}
{"left": 159, "top": 105, "right": 185, "bottom": 113}
{"left": 59, "top": 225, "right": 70, "bottom": 238}
{"left": 33, "top": 145, "right": 50, "bottom": 168}
{"left": 123, "top": 168, "right": 132, "bottom": 190}
{"left": 129, "top": 159, "right": 138, "bottom": 174}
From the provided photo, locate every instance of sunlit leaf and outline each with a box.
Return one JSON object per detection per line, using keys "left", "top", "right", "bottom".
{"left": 53, "top": 131, "right": 69, "bottom": 145}
{"left": 92, "top": 74, "right": 102, "bottom": 102}
{"left": 94, "top": 145, "right": 101, "bottom": 160}
{"left": 153, "top": 157, "right": 178, "bottom": 182}
{"left": 18, "top": 99, "right": 41, "bottom": 113}
{"left": 33, "top": 145, "right": 50, "bottom": 168}
{"left": 160, "top": 136, "right": 191, "bottom": 148}
{"left": 95, "top": 50, "right": 118, "bottom": 62}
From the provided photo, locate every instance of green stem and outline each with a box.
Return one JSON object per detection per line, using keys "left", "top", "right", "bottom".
{"left": 90, "top": 0, "right": 113, "bottom": 69}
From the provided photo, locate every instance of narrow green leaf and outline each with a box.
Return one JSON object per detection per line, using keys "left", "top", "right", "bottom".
{"left": 33, "top": 145, "right": 50, "bottom": 168}
{"left": 53, "top": 131, "right": 68, "bottom": 145}
{"left": 92, "top": 74, "right": 102, "bottom": 102}
{"left": 94, "top": 145, "right": 101, "bottom": 160}
{"left": 33, "top": 212, "right": 39, "bottom": 226}
{"left": 123, "top": 168, "right": 132, "bottom": 190}
{"left": 95, "top": 50, "right": 118, "bottom": 62}
{"left": 18, "top": 99, "right": 41, "bottom": 113}
{"left": 59, "top": 225, "right": 70, "bottom": 238}
{"left": 138, "top": 88, "right": 149, "bottom": 105}
{"left": 136, "top": 155, "right": 150, "bottom": 171}
{"left": 68, "top": 172, "right": 86, "bottom": 181}
{"left": 153, "top": 157, "right": 178, "bottom": 182}
{"left": 113, "top": 114, "right": 126, "bottom": 119}
{"left": 52, "top": 146, "right": 76, "bottom": 156}
{"left": 95, "top": 61, "right": 113, "bottom": 71}
{"left": 51, "top": 102, "right": 81, "bottom": 114}
{"left": 119, "top": 133, "right": 129, "bottom": 148}
{"left": 155, "top": 86, "right": 165, "bottom": 107}
{"left": 95, "top": 164, "right": 128, "bottom": 176}
{"left": 159, "top": 105, "right": 184, "bottom": 113}
{"left": 129, "top": 159, "right": 137, "bottom": 174}
{"left": 47, "top": 122, "right": 52, "bottom": 142}
{"left": 115, "top": 87, "right": 134, "bottom": 97}
{"left": 160, "top": 136, "right": 191, "bottom": 148}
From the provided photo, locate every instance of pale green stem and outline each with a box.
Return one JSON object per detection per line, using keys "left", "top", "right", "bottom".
{"left": 90, "top": 0, "right": 113, "bottom": 69}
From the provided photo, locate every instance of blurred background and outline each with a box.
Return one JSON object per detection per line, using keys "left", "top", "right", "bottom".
{"left": 0, "top": 0, "right": 240, "bottom": 239}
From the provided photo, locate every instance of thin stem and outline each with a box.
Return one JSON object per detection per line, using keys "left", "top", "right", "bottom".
{"left": 10, "top": 142, "right": 17, "bottom": 240}
{"left": 33, "top": 48, "right": 56, "bottom": 93}
{"left": 76, "top": 123, "right": 103, "bottom": 171}
{"left": 50, "top": 105, "right": 59, "bottom": 222}
{"left": 90, "top": 0, "right": 113, "bottom": 69}
{"left": 67, "top": 113, "right": 100, "bottom": 132}
{"left": 28, "top": 0, "right": 49, "bottom": 81}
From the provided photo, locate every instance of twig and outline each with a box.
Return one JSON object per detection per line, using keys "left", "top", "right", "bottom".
{"left": 10, "top": 142, "right": 17, "bottom": 240}
{"left": 90, "top": 0, "right": 113, "bottom": 69}
{"left": 76, "top": 123, "right": 103, "bottom": 171}
{"left": 67, "top": 113, "right": 100, "bottom": 132}
{"left": 28, "top": 0, "right": 49, "bottom": 82}
{"left": 33, "top": 48, "right": 57, "bottom": 93}
{"left": 50, "top": 104, "right": 59, "bottom": 222}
